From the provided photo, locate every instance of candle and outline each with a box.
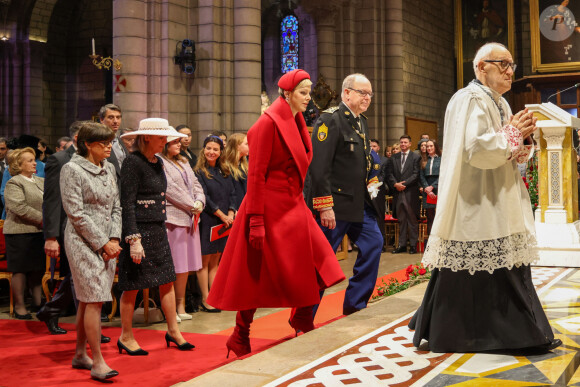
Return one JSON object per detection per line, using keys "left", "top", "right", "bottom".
{"left": 92, "top": 38, "right": 95, "bottom": 56}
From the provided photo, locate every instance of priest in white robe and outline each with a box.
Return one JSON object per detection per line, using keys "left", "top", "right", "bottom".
{"left": 409, "top": 42, "right": 560, "bottom": 353}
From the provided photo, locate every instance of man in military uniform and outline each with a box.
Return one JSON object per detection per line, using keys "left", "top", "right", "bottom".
{"left": 308, "top": 73, "right": 383, "bottom": 315}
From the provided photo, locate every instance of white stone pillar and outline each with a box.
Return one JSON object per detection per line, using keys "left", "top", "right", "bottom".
{"left": 233, "top": 0, "right": 261, "bottom": 132}
{"left": 112, "top": 0, "right": 149, "bottom": 128}
{"left": 543, "top": 127, "right": 567, "bottom": 223}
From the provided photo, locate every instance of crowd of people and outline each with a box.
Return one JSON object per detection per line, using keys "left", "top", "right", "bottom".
{"left": 368, "top": 134, "right": 442, "bottom": 253}
{"left": 0, "top": 106, "right": 249, "bottom": 382}
{"left": 0, "top": 41, "right": 562, "bottom": 381}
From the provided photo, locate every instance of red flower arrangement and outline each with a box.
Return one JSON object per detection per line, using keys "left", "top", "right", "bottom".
{"left": 526, "top": 152, "right": 539, "bottom": 212}
{"left": 371, "top": 263, "right": 431, "bottom": 301}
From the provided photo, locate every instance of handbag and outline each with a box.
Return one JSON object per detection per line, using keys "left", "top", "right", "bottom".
{"left": 133, "top": 298, "right": 165, "bottom": 324}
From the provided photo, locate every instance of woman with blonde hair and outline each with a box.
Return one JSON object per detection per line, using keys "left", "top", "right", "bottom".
{"left": 194, "top": 135, "right": 237, "bottom": 312}
{"left": 207, "top": 69, "right": 344, "bottom": 357}
{"left": 223, "top": 133, "right": 249, "bottom": 209}
{"left": 159, "top": 135, "right": 205, "bottom": 321}
{"left": 117, "top": 118, "right": 194, "bottom": 355}
{"left": 391, "top": 143, "right": 401, "bottom": 154}
{"left": 4, "top": 147, "right": 44, "bottom": 319}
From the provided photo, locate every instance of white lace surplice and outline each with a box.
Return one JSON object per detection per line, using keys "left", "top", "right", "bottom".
{"left": 423, "top": 82, "right": 538, "bottom": 274}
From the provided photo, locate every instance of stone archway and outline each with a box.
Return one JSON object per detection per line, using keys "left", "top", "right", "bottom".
{"left": 29, "top": 0, "right": 58, "bottom": 42}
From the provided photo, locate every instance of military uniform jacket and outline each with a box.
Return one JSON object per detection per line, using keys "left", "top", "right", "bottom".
{"left": 308, "top": 102, "right": 378, "bottom": 223}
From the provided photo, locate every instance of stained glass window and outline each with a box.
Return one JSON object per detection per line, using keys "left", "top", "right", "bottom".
{"left": 281, "top": 15, "right": 298, "bottom": 73}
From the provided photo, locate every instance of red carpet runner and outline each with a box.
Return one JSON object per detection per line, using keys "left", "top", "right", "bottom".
{"left": 0, "top": 320, "right": 280, "bottom": 386}
{"left": 0, "top": 268, "right": 409, "bottom": 386}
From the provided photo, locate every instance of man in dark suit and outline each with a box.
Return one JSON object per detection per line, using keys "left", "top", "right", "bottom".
{"left": 386, "top": 134, "right": 421, "bottom": 254}
{"left": 308, "top": 73, "right": 383, "bottom": 315}
{"left": 36, "top": 122, "right": 81, "bottom": 335}
{"left": 99, "top": 104, "right": 123, "bottom": 178}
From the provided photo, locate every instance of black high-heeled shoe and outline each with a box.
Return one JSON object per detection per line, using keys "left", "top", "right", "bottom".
{"left": 14, "top": 311, "right": 32, "bottom": 320}
{"left": 117, "top": 339, "right": 149, "bottom": 356}
{"left": 200, "top": 302, "right": 221, "bottom": 313}
{"left": 165, "top": 332, "right": 195, "bottom": 350}
{"left": 91, "top": 369, "right": 119, "bottom": 382}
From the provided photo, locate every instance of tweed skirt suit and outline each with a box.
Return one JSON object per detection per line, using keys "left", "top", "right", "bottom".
{"left": 61, "top": 154, "right": 122, "bottom": 303}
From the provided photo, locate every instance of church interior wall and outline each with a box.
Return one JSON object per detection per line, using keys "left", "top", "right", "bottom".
{"left": 401, "top": 0, "right": 455, "bottom": 144}
{"left": 1, "top": 0, "right": 573, "bottom": 155}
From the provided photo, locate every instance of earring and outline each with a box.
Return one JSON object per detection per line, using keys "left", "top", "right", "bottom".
{"left": 285, "top": 96, "right": 290, "bottom": 103}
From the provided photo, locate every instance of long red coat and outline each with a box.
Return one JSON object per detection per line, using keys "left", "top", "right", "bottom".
{"left": 207, "top": 97, "right": 345, "bottom": 310}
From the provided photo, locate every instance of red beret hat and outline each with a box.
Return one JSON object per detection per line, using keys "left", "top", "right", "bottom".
{"left": 278, "top": 69, "right": 310, "bottom": 91}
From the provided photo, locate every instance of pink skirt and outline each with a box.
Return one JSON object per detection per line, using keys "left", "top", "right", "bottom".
{"left": 166, "top": 223, "right": 202, "bottom": 273}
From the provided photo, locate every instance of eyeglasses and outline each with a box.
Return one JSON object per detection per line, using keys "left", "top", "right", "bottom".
{"left": 95, "top": 141, "right": 113, "bottom": 148}
{"left": 348, "top": 88, "right": 374, "bottom": 98}
{"left": 483, "top": 60, "right": 517, "bottom": 72}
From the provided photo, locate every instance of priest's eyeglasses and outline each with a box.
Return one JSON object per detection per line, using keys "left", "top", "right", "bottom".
{"left": 348, "top": 88, "right": 374, "bottom": 98}
{"left": 483, "top": 60, "right": 517, "bottom": 72}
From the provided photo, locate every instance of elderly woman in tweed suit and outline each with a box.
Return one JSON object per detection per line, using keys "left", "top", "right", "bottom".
{"left": 159, "top": 136, "right": 205, "bottom": 321}
{"left": 61, "top": 122, "right": 122, "bottom": 382}
{"left": 4, "top": 147, "right": 45, "bottom": 319}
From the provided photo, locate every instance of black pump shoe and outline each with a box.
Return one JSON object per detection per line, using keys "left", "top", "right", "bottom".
{"left": 14, "top": 311, "right": 32, "bottom": 320}
{"left": 200, "top": 302, "right": 221, "bottom": 313}
{"left": 165, "top": 332, "right": 195, "bottom": 350}
{"left": 117, "top": 339, "right": 149, "bottom": 356}
{"left": 545, "top": 339, "right": 563, "bottom": 351}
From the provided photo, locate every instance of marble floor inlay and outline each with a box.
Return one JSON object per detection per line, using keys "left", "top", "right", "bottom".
{"left": 267, "top": 267, "right": 575, "bottom": 386}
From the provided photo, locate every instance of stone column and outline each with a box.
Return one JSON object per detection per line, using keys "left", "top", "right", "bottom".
{"left": 112, "top": 0, "right": 149, "bottom": 129}
{"left": 541, "top": 127, "right": 568, "bottom": 223}
{"left": 311, "top": 7, "right": 339, "bottom": 92}
{"left": 384, "top": 0, "right": 404, "bottom": 143}
{"left": 233, "top": 0, "right": 261, "bottom": 132}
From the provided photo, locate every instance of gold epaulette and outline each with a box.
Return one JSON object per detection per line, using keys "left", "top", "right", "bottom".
{"left": 313, "top": 195, "right": 334, "bottom": 209}
{"left": 322, "top": 106, "right": 339, "bottom": 114}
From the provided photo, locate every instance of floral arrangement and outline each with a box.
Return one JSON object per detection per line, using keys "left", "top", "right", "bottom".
{"left": 371, "top": 263, "right": 431, "bottom": 301}
{"left": 526, "top": 151, "right": 539, "bottom": 212}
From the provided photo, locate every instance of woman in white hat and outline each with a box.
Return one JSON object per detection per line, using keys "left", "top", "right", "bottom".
{"left": 116, "top": 118, "right": 194, "bottom": 355}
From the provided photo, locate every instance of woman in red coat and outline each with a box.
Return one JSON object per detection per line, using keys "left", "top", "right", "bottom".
{"left": 207, "top": 69, "right": 345, "bottom": 357}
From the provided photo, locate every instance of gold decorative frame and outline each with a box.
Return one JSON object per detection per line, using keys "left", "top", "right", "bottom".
{"left": 312, "top": 75, "right": 338, "bottom": 111}
{"left": 530, "top": 0, "right": 580, "bottom": 73}
{"left": 455, "top": 0, "right": 514, "bottom": 88}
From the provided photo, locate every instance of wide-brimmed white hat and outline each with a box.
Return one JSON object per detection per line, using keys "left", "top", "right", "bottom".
{"left": 166, "top": 126, "right": 183, "bottom": 142}
{"left": 121, "top": 118, "right": 186, "bottom": 140}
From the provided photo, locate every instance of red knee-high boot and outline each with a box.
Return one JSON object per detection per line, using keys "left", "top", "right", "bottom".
{"left": 226, "top": 309, "right": 256, "bottom": 358}
{"left": 289, "top": 305, "right": 315, "bottom": 336}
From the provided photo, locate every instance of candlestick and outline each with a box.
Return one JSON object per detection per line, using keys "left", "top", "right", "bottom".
{"left": 92, "top": 38, "right": 95, "bottom": 56}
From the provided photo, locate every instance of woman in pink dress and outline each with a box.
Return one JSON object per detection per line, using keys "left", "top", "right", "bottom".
{"left": 159, "top": 133, "right": 205, "bottom": 321}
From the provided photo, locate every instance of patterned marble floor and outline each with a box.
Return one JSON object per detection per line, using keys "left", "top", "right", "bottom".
{"left": 267, "top": 267, "right": 580, "bottom": 387}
